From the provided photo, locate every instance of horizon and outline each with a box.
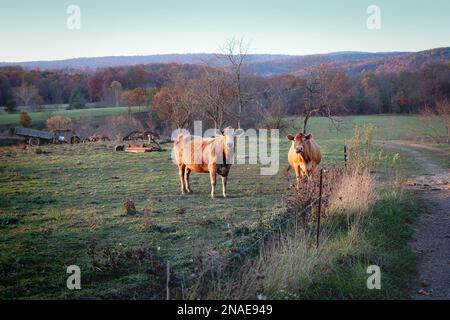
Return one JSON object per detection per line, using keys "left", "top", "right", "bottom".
{"left": 0, "top": 0, "right": 449, "bottom": 62}
{"left": 0, "top": 49, "right": 421, "bottom": 64}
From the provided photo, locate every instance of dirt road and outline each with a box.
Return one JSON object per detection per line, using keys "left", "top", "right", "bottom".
{"left": 382, "top": 141, "right": 450, "bottom": 299}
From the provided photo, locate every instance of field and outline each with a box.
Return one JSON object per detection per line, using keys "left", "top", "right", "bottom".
{"left": 0, "top": 106, "right": 143, "bottom": 126}
{"left": 0, "top": 115, "right": 441, "bottom": 299}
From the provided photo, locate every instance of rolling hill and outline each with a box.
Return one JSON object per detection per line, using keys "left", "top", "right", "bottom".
{"left": 1, "top": 47, "right": 448, "bottom": 77}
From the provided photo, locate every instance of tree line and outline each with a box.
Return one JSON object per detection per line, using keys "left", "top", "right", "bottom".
{"left": 0, "top": 59, "right": 448, "bottom": 130}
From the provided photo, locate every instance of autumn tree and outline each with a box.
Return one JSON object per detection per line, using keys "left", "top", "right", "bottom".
{"left": 152, "top": 85, "right": 197, "bottom": 129}
{"left": 121, "top": 87, "right": 148, "bottom": 115}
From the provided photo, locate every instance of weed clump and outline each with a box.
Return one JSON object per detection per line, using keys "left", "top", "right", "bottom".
{"left": 122, "top": 198, "right": 137, "bottom": 215}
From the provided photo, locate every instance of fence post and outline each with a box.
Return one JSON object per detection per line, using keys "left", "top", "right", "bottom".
{"left": 166, "top": 261, "right": 170, "bottom": 300}
{"left": 344, "top": 144, "right": 348, "bottom": 168}
{"left": 316, "top": 169, "right": 324, "bottom": 249}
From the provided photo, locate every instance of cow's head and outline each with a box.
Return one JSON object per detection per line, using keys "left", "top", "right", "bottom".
{"left": 287, "top": 132, "right": 313, "bottom": 154}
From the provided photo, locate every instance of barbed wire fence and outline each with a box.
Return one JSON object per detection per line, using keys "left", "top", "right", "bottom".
{"left": 152, "top": 168, "right": 333, "bottom": 300}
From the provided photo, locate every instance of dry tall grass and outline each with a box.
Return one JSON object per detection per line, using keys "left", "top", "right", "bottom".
{"left": 327, "top": 169, "right": 376, "bottom": 243}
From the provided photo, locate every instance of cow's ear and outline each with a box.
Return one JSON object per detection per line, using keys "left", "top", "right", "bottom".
{"left": 287, "top": 134, "right": 294, "bottom": 141}
{"left": 234, "top": 129, "right": 245, "bottom": 137}
{"left": 306, "top": 133, "right": 313, "bottom": 139}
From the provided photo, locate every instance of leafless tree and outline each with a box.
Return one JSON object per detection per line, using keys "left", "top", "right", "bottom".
{"left": 195, "top": 68, "right": 234, "bottom": 129}
{"left": 13, "top": 84, "right": 41, "bottom": 107}
{"left": 301, "top": 70, "right": 348, "bottom": 134}
{"left": 110, "top": 81, "right": 123, "bottom": 107}
{"left": 219, "top": 37, "right": 252, "bottom": 128}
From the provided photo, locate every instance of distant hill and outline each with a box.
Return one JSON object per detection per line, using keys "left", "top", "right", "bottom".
{"left": 1, "top": 47, "right": 449, "bottom": 77}
{"left": 0, "top": 53, "right": 294, "bottom": 70}
{"left": 292, "top": 47, "right": 450, "bottom": 77}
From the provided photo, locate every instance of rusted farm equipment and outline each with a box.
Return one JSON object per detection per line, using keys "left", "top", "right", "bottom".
{"left": 85, "top": 134, "right": 110, "bottom": 143}
{"left": 11, "top": 127, "right": 81, "bottom": 147}
{"left": 123, "top": 141, "right": 165, "bottom": 153}
{"left": 122, "top": 130, "right": 160, "bottom": 142}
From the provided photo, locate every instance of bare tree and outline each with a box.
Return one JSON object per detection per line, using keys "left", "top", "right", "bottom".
{"left": 110, "top": 81, "right": 123, "bottom": 107}
{"left": 301, "top": 70, "right": 347, "bottom": 134}
{"left": 219, "top": 37, "right": 252, "bottom": 128}
{"left": 194, "top": 68, "right": 235, "bottom": 129}
{"left": 13, "top": 84, "right": 41, "bottom": 107}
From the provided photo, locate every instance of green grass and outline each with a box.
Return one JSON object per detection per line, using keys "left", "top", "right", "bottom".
{"left": 284, "top": 114, "right": 445, "bottom": 142}
{"left": 297, "top": 190, "right": 418, "bottom": 299}
{"left": 0, "top": 138, "right": 346, "bottom": 299}
{"left": 0, "top": 106, "right": 143, "bottom": 126}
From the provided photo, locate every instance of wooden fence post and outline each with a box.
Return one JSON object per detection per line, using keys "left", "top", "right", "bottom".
{"left": 166, "top": 261, "right": 170, "bottom": 300}
{"left": 344, "top": 145, "right": 348, "bottom": 168}
{"left": 316, "top": 169, "right": 324, "bottom": 249}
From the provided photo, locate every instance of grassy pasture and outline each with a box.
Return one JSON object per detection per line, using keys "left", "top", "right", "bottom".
{"left": 0, "top": 115, "right": 428, "bottom": 298}
{"left": 0, "top": 106, "right": 143, "bottom": 126}
{"left": 285, "top": 114, "right": 444, "bottom": 142}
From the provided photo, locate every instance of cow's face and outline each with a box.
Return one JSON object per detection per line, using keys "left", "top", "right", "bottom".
{"left": 287, "top": 132, "right": 313, "bottom": 154}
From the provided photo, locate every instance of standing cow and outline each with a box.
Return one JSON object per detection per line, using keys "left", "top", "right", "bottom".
{"left": 287, "top": 132, "right": 321, "bottom": 188}
{"left": 173, "top": 127, "right": 244, "bottom": 198}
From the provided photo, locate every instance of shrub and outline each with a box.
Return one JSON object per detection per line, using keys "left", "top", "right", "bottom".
{"left": 5, "top": 100, "right": 17, "bottom": 113}
{"left": 46, "top": 115, "right": 73, "bottom": 130}
{"left": 347, "top": 124, "right": 378, "bottom": 169}
{"left": 19, "top": 112, "right": 31, "bottom": 127}
{"left": 122, "top": 198, "right": 137, "bottom": 215}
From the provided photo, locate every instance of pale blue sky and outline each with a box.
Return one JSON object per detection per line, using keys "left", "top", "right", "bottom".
{"left": 0, "top": 0, "right": 449, "bottom": 62}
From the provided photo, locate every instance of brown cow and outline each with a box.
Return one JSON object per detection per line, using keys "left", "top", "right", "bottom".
{"left": 287, "top": 132, "right": 321, "bottom": 188}
{"left": 173, "top": 127, "right": 244, "bottom": 198}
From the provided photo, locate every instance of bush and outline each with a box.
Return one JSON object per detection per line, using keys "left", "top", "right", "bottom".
{"left": 347, "top": 124, "right": 378, "bottom": 169}
{"left": 5, "top": 100, "right": 17, "bottom": 113}
{"left": 19, "top": 112, "right": 31, "bottom": 127}
{"left": 46, "top": 115, "right": 73, "bottom": 130}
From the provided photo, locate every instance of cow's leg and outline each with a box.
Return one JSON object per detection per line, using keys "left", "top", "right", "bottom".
{"left": 178, "top": 165, "right": 186, "bottom": 194}
{"left": 294, "top": 166, "right": 302, "bottom": 189}
{"left": 184, "top": 168, "right": 192, "bottom": 193}
{"left": 221, "top": 175, "right": 228, "bottom": 198}
{"left": 209, "top": 171, "right": 217, "bottom": 199}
